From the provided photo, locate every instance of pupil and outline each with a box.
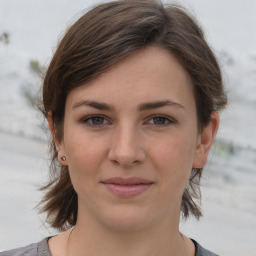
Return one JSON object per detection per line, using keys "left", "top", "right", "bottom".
{"left": 92, "top": 117, "right": 103, "bottom": 125}
{"left": 154, "top": 117, "right": 165, "bottom": 124}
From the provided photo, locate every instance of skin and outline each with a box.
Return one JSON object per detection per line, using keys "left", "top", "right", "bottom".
{"left": 48, "top": 46, "right": 219, "bottom": 256}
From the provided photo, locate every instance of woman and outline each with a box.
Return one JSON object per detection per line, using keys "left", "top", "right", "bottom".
{"left": 1, "top": 0, "right": 227, "bottom": 255}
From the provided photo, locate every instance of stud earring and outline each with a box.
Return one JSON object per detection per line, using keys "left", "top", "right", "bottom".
{"left": 61, "top": 156, "right": 66, "bottom": 161}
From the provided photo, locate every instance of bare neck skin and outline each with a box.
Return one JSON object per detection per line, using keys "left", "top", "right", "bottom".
{"left": 49, "top": 202, "right": 195, "bottom": 256}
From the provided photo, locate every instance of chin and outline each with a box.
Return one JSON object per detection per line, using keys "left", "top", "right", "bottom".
{"left": 99, "top": 205, "right": 155, "bottom": 232}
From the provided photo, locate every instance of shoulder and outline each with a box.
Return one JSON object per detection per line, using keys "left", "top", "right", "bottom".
{"left": 192, "top": 239, "right": 219, "bottom": 256}
{"left": 0, "top": 238, "right": 51, "bottom": 256}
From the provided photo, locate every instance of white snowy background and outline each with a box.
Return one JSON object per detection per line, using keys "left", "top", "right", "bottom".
{"left": 0, "top": 0, "right": 255, "bottom": 255}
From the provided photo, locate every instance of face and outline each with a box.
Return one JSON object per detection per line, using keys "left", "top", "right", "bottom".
{"left": 54, "top": 46, "right": 217, "bottom": 232}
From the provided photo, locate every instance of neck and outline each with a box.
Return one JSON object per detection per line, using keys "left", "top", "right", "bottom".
{"left": 67, "top": 211, "right": 192, "bottom": 256}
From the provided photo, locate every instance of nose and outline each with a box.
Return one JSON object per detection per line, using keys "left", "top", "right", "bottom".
{"left": 108, "top": 124, "right": 146, "bottom": 168}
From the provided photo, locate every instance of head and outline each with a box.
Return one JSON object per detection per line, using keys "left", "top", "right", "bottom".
{"left": 40, "top": 0, "right": 227, "bottom": 231}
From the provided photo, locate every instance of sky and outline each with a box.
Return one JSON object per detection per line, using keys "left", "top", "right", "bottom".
{"left": 0, "top": 0, "right": 255, "bottom": 63}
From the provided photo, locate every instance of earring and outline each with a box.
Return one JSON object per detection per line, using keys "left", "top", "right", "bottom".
{"left": 61, "top": 156, "right": 66, "bottom": 161}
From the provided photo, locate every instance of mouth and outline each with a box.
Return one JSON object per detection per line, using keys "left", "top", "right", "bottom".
{"left": 101, "top": 177, "right": 154, "bottom": 197}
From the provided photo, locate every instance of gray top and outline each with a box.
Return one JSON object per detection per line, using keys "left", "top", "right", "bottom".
{"left": 1, "top": 238, "right": 219, "bottom": 256}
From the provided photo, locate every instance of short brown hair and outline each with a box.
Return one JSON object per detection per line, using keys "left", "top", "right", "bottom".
{"left": 39, "top": 0, "right": 227, "bottom": 230}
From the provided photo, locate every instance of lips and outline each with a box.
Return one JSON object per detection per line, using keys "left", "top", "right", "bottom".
{"left": 101, "top": 177, "right": 154, "bottom": 197}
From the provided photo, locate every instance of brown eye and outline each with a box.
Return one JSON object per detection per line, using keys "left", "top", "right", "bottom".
{"left": 91, "top": 116, "right": 105, "bottom": 125}
{"left": 83, "top": 115, "right": 108, "bottom": 127}
{"left": 153, "top": 117, "right": 166, "bottom": 125}
{"left": 147, "top": 115, "right": 174, "bottom": 126}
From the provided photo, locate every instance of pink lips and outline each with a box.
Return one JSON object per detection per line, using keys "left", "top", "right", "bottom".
{"left": 101, "top": 177, "right": 154, "bottom": 197}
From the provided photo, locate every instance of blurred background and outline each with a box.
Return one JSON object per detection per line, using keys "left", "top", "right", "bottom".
{"left": 0, "top": 0, "right": 255, "bottom": 255}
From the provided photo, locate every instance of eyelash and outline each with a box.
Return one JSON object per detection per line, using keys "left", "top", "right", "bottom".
{"left": 81, "top": 115, "right": 175, "bottom": 128}
{"left": 146, "top": 115, "right": 175, "bottom": 126}
{"left": 82, "top": 115, "right": 109, "bottom": 127}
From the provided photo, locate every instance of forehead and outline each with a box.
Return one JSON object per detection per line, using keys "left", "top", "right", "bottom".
{"left": 66, "top": 46, "right": 195, "bottom": 110}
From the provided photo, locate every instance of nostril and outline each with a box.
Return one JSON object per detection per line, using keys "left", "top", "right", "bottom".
{"left": 107, "top": 133, "right": 146, "bottom": 166}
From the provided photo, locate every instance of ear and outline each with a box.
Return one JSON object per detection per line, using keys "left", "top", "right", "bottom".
{"left": 193, "top": 112, "right": 220, "bottom": 168}
{"left": 47, "top": 112, "right": 67, "bottom": 165}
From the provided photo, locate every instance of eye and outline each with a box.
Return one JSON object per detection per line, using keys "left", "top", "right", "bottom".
{"left": 146, "top": 115, "right": 174, "bottom": 126}
{"left": 82, "top": 115, "right": 109, "bottom": 127}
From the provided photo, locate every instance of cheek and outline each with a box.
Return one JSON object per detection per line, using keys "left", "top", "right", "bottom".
{"left": 64, "top": 131, "right": 108, "bottom": 188}
{"left": 150, "top": 132, "right": 197, "bottom": 192}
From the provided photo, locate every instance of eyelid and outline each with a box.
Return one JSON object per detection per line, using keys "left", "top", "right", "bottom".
{"left": 81, "top": 114, "right": 111, "bottom": 127}
{"left": 80, "top": 114, "right": 175, "bottom": 128}
{"left": 145, "top": 114, "right": 175, "bottom": 126}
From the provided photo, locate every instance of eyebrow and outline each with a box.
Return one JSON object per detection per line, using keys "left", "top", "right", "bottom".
{"left": 137, "top": 100, "right": 185, "bottom": 111}
{"left": 72, "top": 100, "right": 115, "bottom": 111}
{"left": 72, "top": 100, "right": 185, "bottom": 111}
